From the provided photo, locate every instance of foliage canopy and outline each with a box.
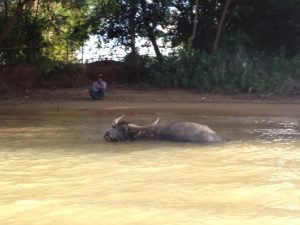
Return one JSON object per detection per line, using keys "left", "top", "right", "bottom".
{"left": 0, "top": 0, "right": 299, "bottom": 94}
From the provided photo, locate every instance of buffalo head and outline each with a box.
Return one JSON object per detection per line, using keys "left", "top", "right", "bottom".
{"left": 104, "top": 115, "right": 160, "bottom": 142}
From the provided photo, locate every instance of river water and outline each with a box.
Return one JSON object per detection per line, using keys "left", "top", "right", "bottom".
{"left": 0, "top": 114, "right": 299, "bottom": 225}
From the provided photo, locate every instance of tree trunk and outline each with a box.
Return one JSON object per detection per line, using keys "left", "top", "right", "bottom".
{"left": 140, "top": 0, "right": 163, "bottom": 62}
{"left": 187, "top": 0, "right": 199, "bottom": 50}
{"left": 3, "top": 0, "right": 8, "bottom": 16}
{"left": 34, "top": 0, "right": 40, "bottom": 20}
{"left": 0, "top": 0, "right": 33, "bottom": 45}
{"left": 129, "top": 0, "right": 137, "bottom": 57}
{"left": 212, "top": 0, "right": 233, "bottom": 53}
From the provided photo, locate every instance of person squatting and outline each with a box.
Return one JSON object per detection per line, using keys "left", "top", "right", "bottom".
{"left": 89, "top": 74, "right": 107, "bottom": 100}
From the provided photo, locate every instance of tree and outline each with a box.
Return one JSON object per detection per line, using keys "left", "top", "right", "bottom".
{"left": 229, "top": 0, "right": 300, "bottom": 55}
{"left": 128, "top": 0, "right": 137, "bottom": 56}
{"left": 140, "top": 0, "right": 163, "bottom": 61}
{"left": 187, "top": 0, "right": 199, "bottom": 50}
{"left": 0, "top": 0, "right": 33, "bottom": 45}
{"left": 212, "top": 0, "right": 233, "bottom": 52}
{"left": 2, "top": 0, "right": 299, "bottom": 65}
{"left": 169, "top": 0, "right": 224, "bottom": 51}
{"left": 0, "top": 0, "right": 94, "bottom": 63}
{"left": 88, "top": 0, "right": 169, "bottom": 61}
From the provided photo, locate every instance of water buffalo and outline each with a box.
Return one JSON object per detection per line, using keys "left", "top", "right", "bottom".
{"left": 104, "top": 115, "right": 223, "bottom": 143}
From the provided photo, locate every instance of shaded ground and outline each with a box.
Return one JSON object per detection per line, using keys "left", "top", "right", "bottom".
{"left": 0, "top": 88, "right": 300, "bottom": 118}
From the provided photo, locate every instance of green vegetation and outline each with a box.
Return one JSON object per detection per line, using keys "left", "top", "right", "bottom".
{"left": 0, "top": 0, "right": 93, "bottom": 63}
{"left": 0, "top": 0, "right": 299, "bottom": 94}
{"left": 146, "top": 48, "right": 300, "bottom": 94}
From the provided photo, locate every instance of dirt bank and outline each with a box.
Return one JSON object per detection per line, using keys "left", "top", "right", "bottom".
{"left": 0, "top": 88, "right": 300, "bottom": 117}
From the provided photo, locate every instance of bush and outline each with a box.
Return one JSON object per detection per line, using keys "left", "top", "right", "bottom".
{"left": 123, "top": 52, "right": 155, "bottom": 83}
{"left": 146, "top": 48, "right": 300, "bottom": 94}
{"left": 40, "top": 59, "right": 87, "bottom": 88}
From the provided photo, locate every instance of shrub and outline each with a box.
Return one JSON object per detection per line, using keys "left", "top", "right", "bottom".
{"left": 146, "top": 48, "right": 300, "bottom": 94}
{"left": 40, "top": 59, "right": 87, "bottom": 88}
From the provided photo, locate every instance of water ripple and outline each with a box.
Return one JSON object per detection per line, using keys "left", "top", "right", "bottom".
{"left": 0, "top": 115, "right": 300, "bottom": 225}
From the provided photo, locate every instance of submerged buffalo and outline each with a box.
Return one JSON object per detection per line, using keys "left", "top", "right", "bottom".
{"left": 104, "top": 115, "right": 223, "bottom": 143}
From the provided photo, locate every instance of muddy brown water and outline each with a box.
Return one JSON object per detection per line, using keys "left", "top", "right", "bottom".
{"left": 0, "top": 113, "right": 300, "bottom": 225}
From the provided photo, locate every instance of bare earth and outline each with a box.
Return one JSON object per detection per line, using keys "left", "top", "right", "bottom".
{"left": 0, "top": 88, "right": 300, "bottom": 117}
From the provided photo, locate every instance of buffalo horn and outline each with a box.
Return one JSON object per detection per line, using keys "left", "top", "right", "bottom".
{"left": 112, "top": 115, "right": 126, "bottom": 127}
{"left": 127, "top": 118, "right": 160, "bottom": 132}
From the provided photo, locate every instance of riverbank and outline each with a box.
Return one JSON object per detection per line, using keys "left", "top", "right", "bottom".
{"left": 0, "top": 88, "right": 300, "bottom": 117}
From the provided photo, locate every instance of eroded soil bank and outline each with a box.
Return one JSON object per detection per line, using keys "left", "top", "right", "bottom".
{"left": 0, "top": 88, "right": 300, "bottom": 117}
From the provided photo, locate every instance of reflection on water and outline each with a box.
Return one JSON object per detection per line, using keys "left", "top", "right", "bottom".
{"left": 0, "top": 115, "right": 300, "bottom": 225}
